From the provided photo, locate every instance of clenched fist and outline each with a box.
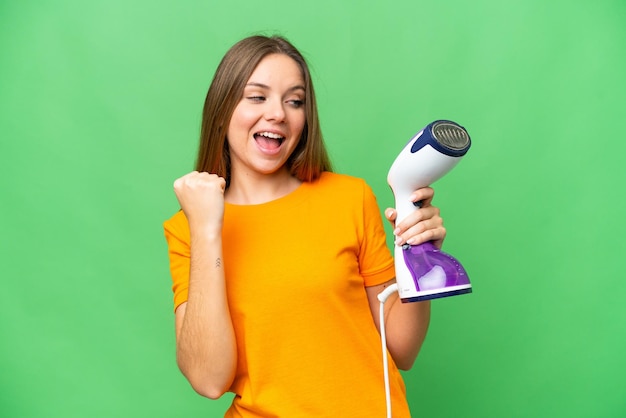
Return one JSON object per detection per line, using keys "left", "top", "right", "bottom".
{"left": 173, "top": 171, "right": 226, "bottom": 233}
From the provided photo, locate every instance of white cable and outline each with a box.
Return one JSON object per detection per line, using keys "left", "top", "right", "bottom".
{"left": 377, "top": 283, "right": 399, "bottom": 418}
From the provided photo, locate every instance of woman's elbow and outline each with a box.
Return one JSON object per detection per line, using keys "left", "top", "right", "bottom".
{"left": 190, "top": 381, "right": 229, "bottom": 400}
{"left": 181, "top": 368, "right": 233, "bottom": 400}
{"left": 177, "top": 360, "right": 235, "bottom": 400}
{"left": 390, "top": 344, "right": 422, "bottom": 371}
{"left": 394, "top": 354, "right": 416, "bottom": 371}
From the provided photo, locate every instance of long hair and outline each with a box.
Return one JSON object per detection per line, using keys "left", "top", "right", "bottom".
{"left": 195, "top": 35, "right": 332, "bottom": 185}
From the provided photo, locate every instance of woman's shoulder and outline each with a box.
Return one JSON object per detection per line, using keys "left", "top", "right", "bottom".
{"left": 309, "top": 171, "right": 374, "bottom": 201}
{"left": 163, "top": 209, "right": 189, "bottom": 237}
{"left": 317, "top": 171, "right": 368, "bottom": 188}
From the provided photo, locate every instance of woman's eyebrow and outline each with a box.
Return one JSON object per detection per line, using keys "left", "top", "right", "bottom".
{"left": 245, "top": 82, "right": 305, "bottom": 92}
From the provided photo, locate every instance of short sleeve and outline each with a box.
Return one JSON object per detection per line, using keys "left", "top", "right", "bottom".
{"left": 163, "top": 211, "right": 191, "bottom": 311}
{"left": 358, "top": 181, "right": 396, "bottom": 287}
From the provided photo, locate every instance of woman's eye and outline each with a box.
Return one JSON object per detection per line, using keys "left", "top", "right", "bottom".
{"left": 247, "top": 96, "right": 265, "bottom": 102}
{"left": 288, "top": 99, "right": 304, "bottom": 108}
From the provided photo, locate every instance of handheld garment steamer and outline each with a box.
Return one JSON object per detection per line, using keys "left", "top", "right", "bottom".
{"left": 387, "top": 119, "right": 472, "bottom": 302}
{"left": 377, "top": 120, "right": 472, "bottom": 418}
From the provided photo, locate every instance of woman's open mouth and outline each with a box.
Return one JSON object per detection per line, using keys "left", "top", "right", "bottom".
{"left": 254, "top": 131, "right": 285, "bottom": 153}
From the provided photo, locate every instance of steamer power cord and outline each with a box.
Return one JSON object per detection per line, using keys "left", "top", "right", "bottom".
{"left": 377, "top": 283, "right": 399, "bottom": 418}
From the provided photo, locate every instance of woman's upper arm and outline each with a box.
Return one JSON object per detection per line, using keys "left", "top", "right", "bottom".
{"left": 365, "top": 279, "right": 397, "bottom": 332}
{"left": 174, "top": 301, "right": 188, "bottom": 342}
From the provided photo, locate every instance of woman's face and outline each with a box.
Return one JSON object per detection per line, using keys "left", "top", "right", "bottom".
{"left": 226, "top": 53, "right": 306, "bottom": 180}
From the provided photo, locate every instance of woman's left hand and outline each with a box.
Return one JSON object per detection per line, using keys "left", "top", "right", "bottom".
{"left": 384, "top": 186, "right": 446, "bottom": 249}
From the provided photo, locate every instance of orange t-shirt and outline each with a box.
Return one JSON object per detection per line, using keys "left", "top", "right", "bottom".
{"left": 164, "top": 172, "right": 411, "bottom": 417}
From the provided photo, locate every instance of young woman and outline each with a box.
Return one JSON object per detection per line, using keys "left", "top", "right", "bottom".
{"left": 164, "top": 35, "right": 446, "bottom": 417}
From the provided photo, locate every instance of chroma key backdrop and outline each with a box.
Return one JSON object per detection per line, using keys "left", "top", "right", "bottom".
{"left": 1, "top": 0, "right": 625, "bottom": 417}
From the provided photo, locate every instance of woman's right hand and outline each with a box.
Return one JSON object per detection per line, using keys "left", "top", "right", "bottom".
{"left": 173, "top": 171, "right": 226, "bottom": 231}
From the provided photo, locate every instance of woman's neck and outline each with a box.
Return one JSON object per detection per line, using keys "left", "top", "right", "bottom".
{"left": 225, "top": 169, "right": 302, "bottom": 205}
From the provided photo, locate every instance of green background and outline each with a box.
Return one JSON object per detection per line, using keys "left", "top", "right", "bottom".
{"left": 2, "top": 0, "right": 625, "bottom": 417}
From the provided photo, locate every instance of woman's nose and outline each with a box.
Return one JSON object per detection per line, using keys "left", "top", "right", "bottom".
{"left": 264, "top": 99, "right": 286, "bottom": 122}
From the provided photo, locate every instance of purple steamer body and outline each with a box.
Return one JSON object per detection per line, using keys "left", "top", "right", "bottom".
{"left": 401, "top": 241, "right": 472, "bottom": 302}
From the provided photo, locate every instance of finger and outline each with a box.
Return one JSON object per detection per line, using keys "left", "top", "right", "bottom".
{"left": 216, "top": 176, "right": 226, "bottom": 192}
{"left": 394, "top": 209, "right": 443, "bottom": 245}
{"left": 384, "top": 208, "right": 397, "bottom": 225}
{"left": 410, "top": 187, "right": 435, "bottom": 207}
{"left": 394, "top": 218, "right": 445, "bottom": 246}
{"left": 395, "top": 225, "right": 447, "bottom": 247}
{"left": 173, "top": 173, "right": 193, "bottom": 193}
{"left": 393, "top": 206, "right": 441, "bottom": 235}
{"left": 405, "top": 223, "right": 447, "bottom": 246}
{"left": 413, "top": 228, "right": 446, "bottom": 248}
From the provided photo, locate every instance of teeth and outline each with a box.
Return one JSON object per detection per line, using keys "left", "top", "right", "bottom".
{"left": 257, "top": 131, "right": 284, "bottom": 139}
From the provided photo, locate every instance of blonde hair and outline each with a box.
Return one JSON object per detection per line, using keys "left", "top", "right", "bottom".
{"left": 195, "top": 35, "right": 332, "bottom": 184}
